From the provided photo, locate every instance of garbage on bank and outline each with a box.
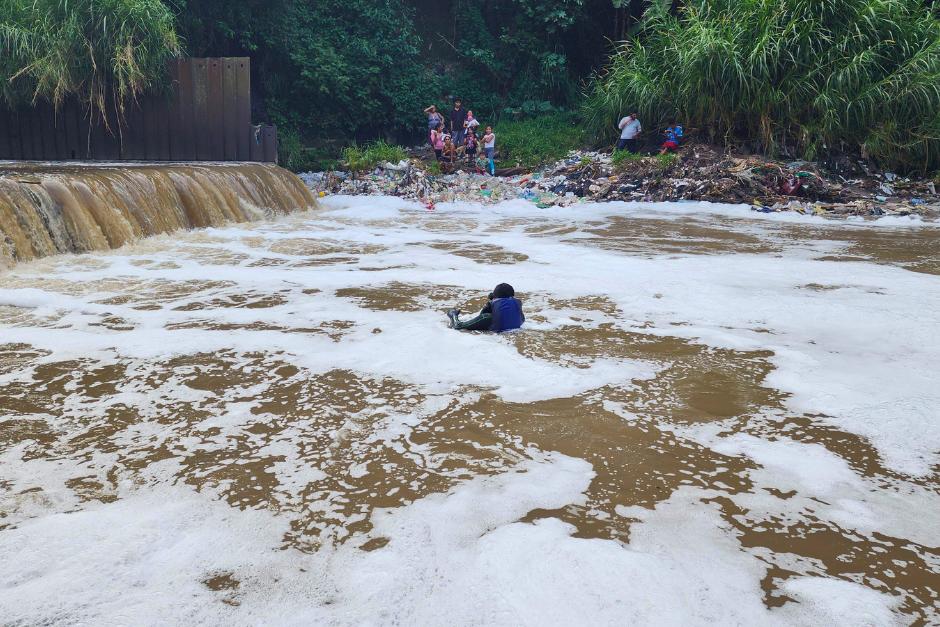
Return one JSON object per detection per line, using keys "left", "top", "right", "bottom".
{"left": 298, "top": 145, "right": 940, "bottom": 219}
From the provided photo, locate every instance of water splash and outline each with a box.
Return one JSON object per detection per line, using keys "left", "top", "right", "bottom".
{"left": 0, "top": 162, "right": 316, "bottom": 264}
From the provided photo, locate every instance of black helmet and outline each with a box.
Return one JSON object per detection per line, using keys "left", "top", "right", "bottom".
{"left": 491, "top": 283, "right": 515, "bottom": 299}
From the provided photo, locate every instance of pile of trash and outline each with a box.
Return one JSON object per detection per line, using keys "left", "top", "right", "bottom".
{"left": 298, "top": 145, "right": 940, "bottom": 219}
{"left": 299, "top": 160, "right": 548, "bottom": 209}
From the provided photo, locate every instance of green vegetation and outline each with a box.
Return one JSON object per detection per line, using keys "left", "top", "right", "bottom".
{"left": 611, "top": 149, "right": 644, "bottom": 168}
{"left": 4, "top": 0, "right": 940, "bottom": 174}
{"left": 423, "top": 160, "right": 442, "bottom": 176}
{"left": 279, "top": 131, "right": 341, "bottom": 172}
{"left": 586, "top": 0, "right": 940, "bottom": 172}
{"left": 610, "top": 150, "right": 677, "bottom": 171}
{"left": 0, "top": 0, "right": 180, "bottom": 121}
{"left": 169, "top": 0, "right": 632, "bottom": 150}
{"left": 656, "top": 152, "right": 678, "bottom": 169}
{"left": 494, "top": 113, "right": 584, "bottom": 169}
{"left": 440, "top": 0, "right": 619, "bottom": 118}
{"left": 342, "top": 141, "right": 409, "bottom": 173}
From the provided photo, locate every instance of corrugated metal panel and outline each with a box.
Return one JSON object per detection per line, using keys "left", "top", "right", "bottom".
{"left": 0, "top": 57, "right": 276, "bottom": 162}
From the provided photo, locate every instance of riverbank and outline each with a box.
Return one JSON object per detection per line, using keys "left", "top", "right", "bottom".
{"left": 300, "top": 142, "right": 940, "bottom": 220}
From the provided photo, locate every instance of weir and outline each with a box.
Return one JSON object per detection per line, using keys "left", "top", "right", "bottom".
{"left": 0, "top": 162, "right": 316, "bottom": 265}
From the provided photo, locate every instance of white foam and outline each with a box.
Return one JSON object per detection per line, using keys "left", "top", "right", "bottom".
{"left": 0, "top": 457, "right": 905, "bottom": 626}
{"left": 265, "top": 196, "right": 940, "bottom": 473}
{"left": 0, "top": 454, "right": 595, "bottom": 625}
{"left": 2, "top": 194, "right": 936, "bottom": 623}
{"left": 776, "top": 577, "right": 901, "bottom": 625}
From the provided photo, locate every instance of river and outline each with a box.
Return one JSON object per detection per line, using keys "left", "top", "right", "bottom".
{"left": 0, "top": 195, "right": 937, "bottom": 624}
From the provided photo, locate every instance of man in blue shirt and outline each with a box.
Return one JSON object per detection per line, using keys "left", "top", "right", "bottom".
{"left": 447, "top": 283, "right": 525, "bottom": 332}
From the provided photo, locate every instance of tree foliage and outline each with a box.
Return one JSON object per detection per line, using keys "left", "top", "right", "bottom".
{"left": 261, "top": 0, "right": 433, "bottom": 141}
{"left": 586, "top": 0, "right": 940, "bottom": 172}
{"left": 170, "top": 0, "right": 622, "bottom": 146}
{"left": 0, "top": 0, "right": 181, "bottom": 122}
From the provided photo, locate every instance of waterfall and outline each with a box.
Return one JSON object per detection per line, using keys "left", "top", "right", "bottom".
{"left": 0, "top": 162, "right": 317, "bottom": 264}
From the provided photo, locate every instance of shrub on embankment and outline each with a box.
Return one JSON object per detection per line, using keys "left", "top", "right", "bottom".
{"left": 342, "top": 141, "right": 409, "bottom": 173}
{"left": 585, "top": 0, "right": 940, "bottom": 173}
{"left": 494, "top": 112, "right": 585, "bottom": 169}
{"left": 0, "top": 0, "right": 180, "bottom": 121}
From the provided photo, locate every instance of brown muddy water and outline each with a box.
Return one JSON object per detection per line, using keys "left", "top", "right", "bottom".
{"left": 0, "top": 196, "right": 938, "bottom": 624}
{"left": 0, "top": 162, "right": 316, "bottom": 264}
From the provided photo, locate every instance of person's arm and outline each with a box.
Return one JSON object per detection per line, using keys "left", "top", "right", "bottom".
{"left": 618, "top": 117, "right": 627, "bottom": 130}
{"left": 424, "top": 105, "right": 434, "bottom": 113}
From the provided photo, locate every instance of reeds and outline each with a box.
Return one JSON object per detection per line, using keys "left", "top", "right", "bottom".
{"left": 585, "top": 0, "right": 940, "bottom": 172}
{"left": 0, "top": 0, "right": 181, "bottom": 124}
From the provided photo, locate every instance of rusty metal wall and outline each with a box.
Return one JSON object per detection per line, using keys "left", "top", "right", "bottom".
{"left": 0, "top": 57, "right": 277, "bottom": 163}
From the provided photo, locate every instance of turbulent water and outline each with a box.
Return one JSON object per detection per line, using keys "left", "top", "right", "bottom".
{"left": 0, "top": 162, "right": 316, "bottom": 265}
{"left": 0, "top": 195, "right": 938, "bottom": 624}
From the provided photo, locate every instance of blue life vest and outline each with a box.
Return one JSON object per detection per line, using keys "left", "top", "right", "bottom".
{"left": 490, "top": 297, "right": 524, "bottom": 332}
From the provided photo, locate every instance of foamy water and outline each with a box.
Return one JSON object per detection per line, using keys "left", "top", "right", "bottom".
{"left": 1, "top": 195, "right": 938, "bottom": 624}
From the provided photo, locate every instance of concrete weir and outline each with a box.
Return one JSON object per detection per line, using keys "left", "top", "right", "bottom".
{"left": 0, "top": 161, "right": 316, "bottom": 264}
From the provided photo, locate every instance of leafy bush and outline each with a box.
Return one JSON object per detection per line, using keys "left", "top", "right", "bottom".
{"left": 342, "top": 141, "right": 409, "bottom": 173}
{"left": 502, "top": 100, "right": 565, "bottom": 119}
{"left": 279, "top": 130, "right": 341, "bottom": 172}
{"left": 494, "top": 112, "right": 584, "bottom": 168}
{"left": 585, "top": 0, "right": 940, "bottom": 172}
{"left": 173, "top": 0, "right": 622, "bottom": 145}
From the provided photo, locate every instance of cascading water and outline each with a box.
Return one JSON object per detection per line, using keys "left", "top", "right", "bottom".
{"left": 0, "top": 162, "right": 317, "bottom": 264}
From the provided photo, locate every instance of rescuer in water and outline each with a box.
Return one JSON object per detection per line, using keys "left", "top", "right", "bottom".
{"left": 447, "top": 283, "right": 525, "bottom": 332}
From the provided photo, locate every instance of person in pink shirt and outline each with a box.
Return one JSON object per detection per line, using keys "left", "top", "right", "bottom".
{"left": 430, "top": 122, "right": 445, "bottom": 161}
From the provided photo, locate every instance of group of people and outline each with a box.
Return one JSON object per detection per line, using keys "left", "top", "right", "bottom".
{"left": 616, "top": 112, "right": 684, "bottom": 155}
{"left": 425, "top": 99, "right": 497, "bottom": 175}
{"left": 424, "top": 101, "right": 684, "bottom": 178}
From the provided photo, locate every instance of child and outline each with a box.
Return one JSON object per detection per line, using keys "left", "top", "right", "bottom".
{"left": 447, "top": 283, "right": 524, "bottom": 332}
{"left": 431, "top": 123, "right": 445, "bottom": 161}
{"left": 464, "top": 129, "right": 478, "bottom": 167}
{"left": 660, "top": 123, "right": 680, "bottom": 154}
{"left": 482, "top": 126, "right": 496, "bottom": 175}
{"left": 465, "top": 110, "right": 480, "bottom": 134}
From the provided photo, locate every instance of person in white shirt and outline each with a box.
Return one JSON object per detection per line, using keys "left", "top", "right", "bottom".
{"left": 617, "top": 113, "right": 641, "bottom": 152}
{"left": 465, "top": 110, "right": 480, "bottom": 133}
{"left": 482, "top": 126, "right": 496, "bottom": 175}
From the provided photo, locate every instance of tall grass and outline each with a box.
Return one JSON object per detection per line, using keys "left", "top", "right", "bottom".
{"left": 494, "top": 112, "right": 584, "bottom": 168}
{"left": 585, "top": 0, "right": 940, "bottom": 172}
{"left": 0, "top": 0, "right": 181, "bottom": 123}
{"left": 342, "top": 141, "right": 409, "bottom": 173}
